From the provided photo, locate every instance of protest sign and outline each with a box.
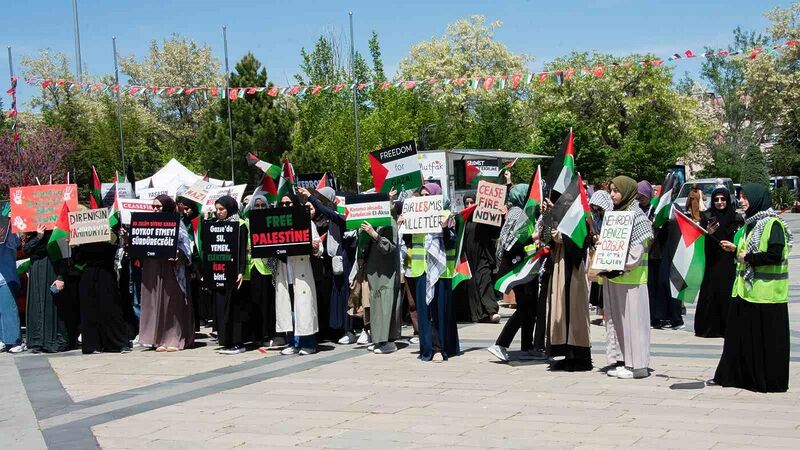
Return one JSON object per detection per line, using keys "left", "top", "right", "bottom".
{"left": 202, "top": 184, "right": 247, "bottom": 213}
{"left": 128, "top": 212, "right": 180, "bottom": 259}
{"left": 398, "top": 195, "right": 444, "bottom": 234}
{"left": 137, "top": 187, "right": 172, "bottom": 200}
{"left": 368, "top": 140, "right": 422, "bottom": 193}
{"left": 296, "top": 172, "right": 337, "bottom": 191}
{"left": 118, "top": 198, "right": 155, "bottom": 225}
{"left": 8, "top": 184, "right": 79, "bottom": 233}
{"left": 180, "top": 179, "right": 215, "bottom": 204}
{"left": 249, "top": 207, "right": 313, "bottom": 258}
{"left": 473, "top": 180, "right": 506, "bottom": 227}
{"left": 101, "top": 182, "right": 133, "bottom": 207}
{"left": 344, "top": 194, "right": 392, "bottom": 230}
{"left": 591, "top": 211, "right": 635, "bottom": 271}
{"left": 68, "top": 208, "right": 111, "bottom": 246}
{"left": 202, "top": 221, "right": 240, "bottom": 289}
{"left": 0, "top": 216, "right": 9, "bottom": 245}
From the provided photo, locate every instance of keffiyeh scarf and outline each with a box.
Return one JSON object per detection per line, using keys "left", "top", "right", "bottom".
{"left": 743, "top": 209, "right": 793, "bottom": 288}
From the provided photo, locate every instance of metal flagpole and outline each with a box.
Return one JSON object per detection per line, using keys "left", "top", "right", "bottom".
{"left": 72, "top": 0, "right": 83, "bottom": 83}
{"left": 223, "top": 26, "right": 235, "bottom": 184}
{"left": 112, "top": 37, "right": 126, "bottom": 172}
{"left": 7, "top": 47, "right": 22, "bottom": 184}
{"left": 349, "top": 12, "right": 361, "bottom": 193}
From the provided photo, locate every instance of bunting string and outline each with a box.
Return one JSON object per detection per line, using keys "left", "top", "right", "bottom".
{"left": 7, "top": 40, "right": 798, "bottom": 104}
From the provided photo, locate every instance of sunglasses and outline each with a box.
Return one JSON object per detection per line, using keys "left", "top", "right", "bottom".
{"left": 713, "top": 197, "right": 727, "bottom": 203}
{"left": 279, "top": 202, "right": 293, "bottom": 207}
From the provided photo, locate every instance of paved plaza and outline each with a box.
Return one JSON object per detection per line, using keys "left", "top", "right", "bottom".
{"left": 2, "top": 215, "right": 800, "bottom": 450}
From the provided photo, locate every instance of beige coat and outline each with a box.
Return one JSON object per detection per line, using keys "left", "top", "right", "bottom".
{"left": 274, "top": 226, "right": 323, "bottom": 337}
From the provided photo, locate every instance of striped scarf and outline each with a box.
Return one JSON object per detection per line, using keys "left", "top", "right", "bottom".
{"left": 424, "top": 232, "right": 446, "bottom": 305}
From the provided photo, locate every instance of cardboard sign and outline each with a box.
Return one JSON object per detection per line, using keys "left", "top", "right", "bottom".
{"left": 180, "top": 179, "right": 216, "bottom": 204}
{"left": 473, "top": 181, "right": 507, "bottom": 227}
{"left": 118, "top": 198, "right": 155, "bottom": 225}
{"left": 101, "top": 182, "right": 134, "bottom": 207}
{"left": 8, "top": 184, "right": 79, "bottom": 233}
{"left": 296, "top": 172, "right": 338, "bottom": 191}
{"left": 68, "top": 208, "right": 111, "bottom": 246}
{"left": 368, "top": 140, "right": 423, "bottom": 193}
{"left": 249, "top": 207, "right": 313, "bottom": 258}
{"left": 202, "top": 221, "right": 240, "bottom": 289}
{"left": 344, "top": 193, "right": 393, "bottom": 230}
{"left": 399, "top": 195, "right": 444, "bottom": 234}
{"left": 137, "top": 187, "right": 173, "bottom": 200}
{"left": 591, "top": 211, "right": 635, "bottom": 271}
{"left": 128, "top": 212, "right": 180, "bottom": 259}
{"left": 202, "top": 184, "right": 247, "bottom": 213}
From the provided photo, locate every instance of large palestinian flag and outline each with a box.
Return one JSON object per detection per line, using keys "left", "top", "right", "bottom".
{"left": 246, "top": 152, "right": 282, "bottom": 179}
{"left": 369, "top": 140, "right": 422, "bottom": 193}
{"left": 495, "top": 246, "right": 550, "bottom": 294}
{"left": 277, "top": 157, "right": 296, "bottom": 200}
{"left": 551, "top": 176, "right": 590, "bottom": 248}
{"left": 47, "top": 202, "right": 71, "bottom": 261}
{"left": 524, "top": 165, "right": 543, "bottom": 221}
{"left": 544, "top": 130, "right": 576, "bottom": 201}
{"left": 652, "top": 172, "right": 677, "bottom": 228}
{"left": 452, "top": 204, "right": 477, "bottom": 289}
{"left": 668, "top": 207, "right": 705, "bottom": 304}
{"left": 89, "top": 166, "right": 103, "bottom": 209}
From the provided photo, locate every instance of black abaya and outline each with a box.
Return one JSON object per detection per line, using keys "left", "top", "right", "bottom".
{"left": 460, "top": 221, "right": 500, "bottom": 322}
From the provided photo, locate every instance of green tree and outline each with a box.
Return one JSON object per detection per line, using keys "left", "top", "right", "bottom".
{"left": 193, "top": 52, "right": 294, "bottom": 184}
{"left": 740, "top": 143, "right": 770, "bottom": 186}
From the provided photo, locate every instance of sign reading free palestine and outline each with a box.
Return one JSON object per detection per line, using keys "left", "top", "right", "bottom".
{"left": 368, "top": 140, "right": 423, "bottom": 194}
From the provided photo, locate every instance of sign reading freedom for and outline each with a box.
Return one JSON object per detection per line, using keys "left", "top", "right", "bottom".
{"left": 399, "top": 195, "right": 444, "bottom": 234}
{"left": 473, "top": 180, "right": 507, "bottom": 227}
{"left": 249, "top": 207, "right": 313, "bottom": 258}
{"left": 592, "top": 211, "right": 634, "bottom": 271}
{"left": 128, "top": 212, "right": 180, "bottom": 259}
{"left": 369, "top": 140, "right": 422, "bottom": 193}
{"left": 202, "top": 221, "right": 240, "bottom": 289}
{"left": 8, "top": 184, "right": 79, "bottom": 233}
{"left": 68, "top": 208, "right": 111, "bottom": 246}
{"left": 344, "top": 193, "right": 392, "bottom": 231}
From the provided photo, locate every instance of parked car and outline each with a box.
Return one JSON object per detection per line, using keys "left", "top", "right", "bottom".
{"left": 770, "top": 176, "right": 800, "bottom": 198}
{"left": 674, "top": 178, "right": 735, "bottom": 213}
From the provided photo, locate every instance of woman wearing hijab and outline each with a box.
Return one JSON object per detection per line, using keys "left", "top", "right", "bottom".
{"left": 275, "top": 193, "right": 324, "bottom": 355}
{"left": 696, "top": 187, "right": 742, "bottom": 338}
{"left": 713, "top": 183, "right": 792, "bottom": 392}
{"left": 636, "top": 181, "right": 654, "bottom": 218}
{"left": 360, "top": 210, "right": 400, "bottom": 354}
{"left": 138, "top": 195, "right": 195, "bottom": 352}
{"left": 16, "top": 224, "right": 77, "bottom": 353}
{"left": 243, "top": 195, "right": 280, "bottom": 349}
{"left": 0, "top": 221, "right": 22, "bottom": 352}
{"left": 208, "top": 196, "right": 248, "bottom": 355}
{"left": 402, "top": 182, "right": 460, "bottom": 362}
{"left": 457, "top": 194, "right": 501, "bottom": 324}
{"left": 300, "top": 187, "right": 358, "bottom": 345}
{"left": 306, "top": 194, "right": 334, "bottom": 342}
{"left": 487, "top": 184, "right": 546, "bottom": 362}
{"left": 603, "top": 176, "right": 654, "bottom": 379}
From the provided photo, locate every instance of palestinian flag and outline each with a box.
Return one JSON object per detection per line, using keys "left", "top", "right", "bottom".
{"left": 652, "top": 172, "right": 677, "bottom": 228}
{"left": 242, "top": 173, "right": 279, "bottom": 216}
{"left": 524, "top": 165, "right": 543, "bottom": 220}
{"left": 89, "top": 166, "right": 102, "bottom": 209}
{"left": 668, "top": 207, "right": 705, "bottom": 304}
{"left": 495, "top": 246, "right": 550, "bottom": 294}
{"left": 552, "top": 176, "right": 590, "bottom": 248}
{"left": 108, "top": 188, "right": 121, "bottom": 230}
{"left": 316, "top": 173, "right": 330, "bottom": 190}
{"left": 336, "top": 196, "right": 346, "bottom": 215}
{"left": 246, "top": 152, "right": 282, "bottom": 179}
{"left": 125, "top": 164, "right": 137, "bottom": 197}
{"left": 369, "top": 140, "right": 422, "bottom": 193}
{"left": 16, "top": 258, "right": 31, "bottom": 275}
{"left": 545, "top": 130, "right": 576, "bottom": 201}
{"left": 497, "top": 159, "right": 517, "bottom": 184}
{"left": 47, "top": 202, "right": 71, "bottom": 261}
{"left": 191, "top": 215, "right": 203, "bottom": 260}
{"left": 452, "top": 204, "right": 477, "bottom": 289}
{"left": 277, "top": 157, "right": 296, "bottom": 200}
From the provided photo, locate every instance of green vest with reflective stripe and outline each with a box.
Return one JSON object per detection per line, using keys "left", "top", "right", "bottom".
{"left": 609, "top": 247, "right": 649, "bottom": 285}
{"left": 732, "top": 218, "right": 789, "bottom": 304}
{"left": 241, "top": 219, "right": 271, "bottom": 281}
{"left": 409, "top": 234, "right": 456, "bottom": 279}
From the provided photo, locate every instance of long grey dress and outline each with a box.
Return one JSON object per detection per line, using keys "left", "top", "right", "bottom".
{"left": 364, "top": 221, "right": 400, "bottom": 345}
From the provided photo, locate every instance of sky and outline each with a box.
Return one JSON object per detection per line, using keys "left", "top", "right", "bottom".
{"left": 1, "top": 0, "right": 795, "bottom": 110}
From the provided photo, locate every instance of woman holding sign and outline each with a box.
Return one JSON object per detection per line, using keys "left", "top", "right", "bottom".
{"left": 602, "top": 176, "right": 654, "bottom": 379}
{"left": 0, "top": 222, "right": 22, "bottom": 352}
{"left": 138, "top": 195, "right": 194, "bottom": 352}
{"left": 209, "top": 196, "right": 248, "bottom": 355}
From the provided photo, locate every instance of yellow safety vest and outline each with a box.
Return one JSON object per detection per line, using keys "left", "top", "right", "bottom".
{"left": 609, "top": 246, "right": 649, "bottom": 285}
{"left": 732, "top": 218, "right": 789, "bottom": 304}
{"left": 409, "top": 234, "right": 456, "bottom": 279}
{"left": 240, "top": 219, "right": 271, "bottom": 281}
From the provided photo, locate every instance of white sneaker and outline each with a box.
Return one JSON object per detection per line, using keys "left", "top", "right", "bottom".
{"left": 409, "top": 336, "right": 419, "bottom": 344}
{"left": 615, "top": 367, "right": 634, "bottom": 379}
{"left": 357, "top": 330, "right": 371, "bottom": 345}
{"left": 367, "top": 344, "right": 376, "bottom": 352}
{"left": 77, "top": 334, "right": 82, "bottom": 345}
{"left": 374, "top": 342, "right": 397, "bottom": 354}
{"left": 299, "top": 347, "right": 317, "bottom": 355}
{"left": 280, "top": 346, "right": 300, "bottom": 355}
{"left": 338, "top": 332, "right": 356, "bottom": 345}
{"left": 9, "top": 343, "right": 27, "bottom": 354}
{"left": 490, "top": 313, "right": 501, "bottom": 324}
{"left": 487, "top": 344, "right": 509, "bottom": 362}
{"left": 0, "top": 342, "right": 6, "bottom": 352}
{"left": 132, "top": 335, "right": 141, "bottom": 347}
{"left": 606, "top": 368, "right": 619, "bottom": 377}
